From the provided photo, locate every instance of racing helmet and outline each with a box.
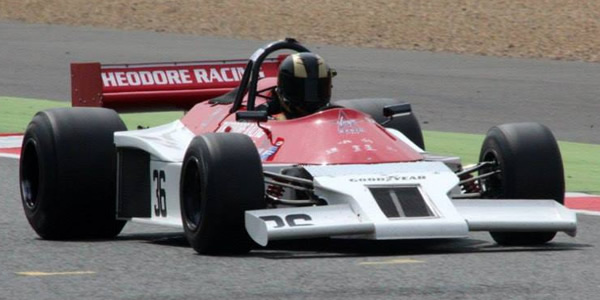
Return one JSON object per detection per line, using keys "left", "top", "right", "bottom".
{"left": 277, "top": 53, "right": 332, "bottom": 116}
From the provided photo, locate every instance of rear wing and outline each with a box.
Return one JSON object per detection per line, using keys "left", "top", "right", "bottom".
{"left": 71, "top": 58, "right": 281, "bottom": 112}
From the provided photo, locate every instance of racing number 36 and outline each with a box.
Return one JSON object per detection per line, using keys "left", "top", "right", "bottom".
{"left": 153, "top": 170, "right": 167, "bottom": 217}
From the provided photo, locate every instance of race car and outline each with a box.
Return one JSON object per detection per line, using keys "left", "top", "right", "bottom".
{"left": 19, "top": 38, "right": 576, "bottom": 255}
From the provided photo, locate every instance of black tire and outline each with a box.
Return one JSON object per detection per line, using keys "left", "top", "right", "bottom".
{"left": 180, "top": 133, "right": 266, "bottom": 255}
{"left": 20, "top": 107, "right": 127, "bottom": 240}
{"left": 479, "top": 122, "right": 564, "bottom": 245}
{"left": 333, "top": 98, "right": 425, "bottom": 150}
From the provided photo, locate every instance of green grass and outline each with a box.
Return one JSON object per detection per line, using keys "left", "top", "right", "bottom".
{"left": 423, "top": 131, "right": 483, "bottom": 165}
{"left": 0, "top": 97, "right": 182, "bottom": 131}
{"left": 558, "top": 141, "right": 600, "bottom": 194}
{"left": 2, "top": 96, "right": 598, "bottom": 193}
{"left": 0, "top": 97, "right": 70, "bottom": 132}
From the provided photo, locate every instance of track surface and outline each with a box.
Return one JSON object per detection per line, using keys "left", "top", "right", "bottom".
{"left": 1, "top": 21, "right": 599, "bottom": 299}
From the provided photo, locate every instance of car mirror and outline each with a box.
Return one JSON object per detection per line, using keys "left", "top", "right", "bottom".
{"left": 383, "top": 103, "right": 412, "bottom": 117}
{"left": 330, "top": 68, "right": 337, "bottom": 78}
{"left": 236, "top": 111, "right": 269, "bottom": 122}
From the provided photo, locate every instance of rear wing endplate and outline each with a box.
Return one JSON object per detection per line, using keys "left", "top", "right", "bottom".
{"left": 71, "top": 58, "right": 281, "bottom": 112}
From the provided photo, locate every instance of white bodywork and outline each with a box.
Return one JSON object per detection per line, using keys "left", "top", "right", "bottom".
{"left": 115, "top": 120, "right": 191, "bottom": 227}
{"left": 115, "top": 120, "right": 195, "bottom": 162}
{"left": 113, "top": 121, "right": 577, "bottom": 246}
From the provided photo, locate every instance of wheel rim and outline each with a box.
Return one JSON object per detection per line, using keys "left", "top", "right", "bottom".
{"left": 480, "top": 150, "right": 503, "bottom": 198}
{"left": 182, "top": 157, "right": 202, "bottom": 231}
{"left": 21, "top": 140, "right": 40, "bottom": 210}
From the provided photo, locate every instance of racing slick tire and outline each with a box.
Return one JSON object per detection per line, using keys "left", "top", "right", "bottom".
{"left": 479, "top": 122, "right": 564, "bottom": 245}
{"left": 19, "top": 107, "right": 127, "bottom": 240}
{"left": 180, "top": 133, "right": 266, "bottom": 255}
{"left": 333, "top": 98, "right": 425, "bottom": 150}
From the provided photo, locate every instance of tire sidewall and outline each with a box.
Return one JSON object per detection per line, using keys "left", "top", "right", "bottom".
{"left": 19, "top": 108, "right": 127, "bottom": 239}
{"left": 480, "top": 123, "right": 564, "bottom": 203}
{"left": 180, "top": 133, "right": 265, "bottom": 255}
{"left": 20, "top": 116, "right": 58, "bottom": 235}
{"left": 181, "top": 137, "right": 220, "bottom": 248}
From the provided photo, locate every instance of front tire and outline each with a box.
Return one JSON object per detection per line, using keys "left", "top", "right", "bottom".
{"left": 20, "top": 107, "right": 127, "bottom": 240}
{"left": 180, "top": 133, "right": 266, "bottom": 255}
{"left": 479, "top": 122, "right": 564, "bottom": 245}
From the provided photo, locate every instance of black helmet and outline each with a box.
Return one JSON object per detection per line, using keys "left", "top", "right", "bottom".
{"left": 277, "top": 53, "right": 332, "bottom": 116}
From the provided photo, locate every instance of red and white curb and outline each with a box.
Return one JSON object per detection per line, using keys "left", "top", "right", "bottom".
{"left": 1, "top": 134, "right": 599, "bottom": 214}
{"left": 565, "top": 193, "right": 600, "bottom": 216}
{"left": 0, "top": 133, "right": 22, "bottom": 159}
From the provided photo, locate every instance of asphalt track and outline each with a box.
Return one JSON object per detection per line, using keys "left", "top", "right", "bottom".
{"left": 1, "top": 21, "right": 600, "bottom": 299}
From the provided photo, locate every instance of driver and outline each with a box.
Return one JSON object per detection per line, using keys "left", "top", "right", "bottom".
{"left": 266, "top": 53, "right": 334, "bottom": 120}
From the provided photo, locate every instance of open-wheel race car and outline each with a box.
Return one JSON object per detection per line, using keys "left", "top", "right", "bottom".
{"left": 19, "top": 38, "right": 576, "bottom": 255}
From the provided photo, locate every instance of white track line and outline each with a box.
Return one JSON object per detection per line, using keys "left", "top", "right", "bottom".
{"left": 573, "top": 209, "right": 600, "bottom": 216}
{"left": 0, "top": 135, "right": 23, "bottom": 147}
{"left": 0, "top": 135, "right": 22, "bottom": 159}
{"left": 566, "top": 192, "right": 598, "bottom": 198}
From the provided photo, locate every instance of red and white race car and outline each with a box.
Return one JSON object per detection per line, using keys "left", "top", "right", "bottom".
{"left": 19, "top": 39, "right": 576, "bottom": 255}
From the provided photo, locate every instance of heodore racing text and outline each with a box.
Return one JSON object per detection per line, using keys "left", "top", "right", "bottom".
{"left": 101, "top": 67, "right": 266, "bottom": 87}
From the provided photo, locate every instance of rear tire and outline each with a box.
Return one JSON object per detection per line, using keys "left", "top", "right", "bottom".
{"left": 20, "top": 108, "right": 127, "bottom": 240}
{"left": 333, "top": 98, "right": 425, "bottom": 150}
{"left": 180, "top": 133, "right": 266, "bottom": 255}
{"left": 479, "top": 122, "right": 564, "bottom": 245}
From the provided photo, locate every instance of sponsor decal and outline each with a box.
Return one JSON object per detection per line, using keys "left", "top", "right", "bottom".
{"left": 325, "top": 147, "right": 339, "bottom": 155}
{"left": 386, "top": 146, "right": 399, "bottom": 153}
{"left": 260, "top": 214, "right": 313, "bottom": 228}
{"left": 351, "top": 144, "right": 376, "bottom": 152}
{"left": 349, "top": 175, "right": 427, "bottom": 183}
{"left": 217, "top": 121, "right": 265, "bottom": 138}
{"left": 260, "top": 139, "right": 283, "bottom": 160}
{"left": 101, "top": 67, "right": 266, "bottom": 87}
{"left": 337, "top": 110, "right": 365, "bottom": 135}
{"left": 332, "top": 140, "right": 376, "bottom": 154}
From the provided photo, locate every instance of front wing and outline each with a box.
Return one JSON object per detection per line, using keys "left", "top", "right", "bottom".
{"left": 245, "top": 162, "right": 576, "bottom": 246}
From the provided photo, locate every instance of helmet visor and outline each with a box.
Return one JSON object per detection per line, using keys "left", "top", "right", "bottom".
{"left": 281, "top": 75, "right": 331, "bottom": 106}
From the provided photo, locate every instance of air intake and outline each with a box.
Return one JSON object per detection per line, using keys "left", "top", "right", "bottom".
{"left": 368, "top": 186, "right": 435, "bottom": 218}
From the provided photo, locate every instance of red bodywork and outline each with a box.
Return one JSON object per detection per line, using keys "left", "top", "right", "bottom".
{"left": 71, "top": 60, "right": 423, "bottom": 164}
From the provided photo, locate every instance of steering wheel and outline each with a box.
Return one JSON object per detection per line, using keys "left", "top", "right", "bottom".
{"left": 230, "top": 38, "right": 311, "bottom": 113}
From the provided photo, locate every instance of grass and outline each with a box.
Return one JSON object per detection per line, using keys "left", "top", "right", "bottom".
{"left": 0, "top": 97, "right": 182, "bottom": 131}
{"left": 2, "top": 96, "right": 598, "bottom": 193}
